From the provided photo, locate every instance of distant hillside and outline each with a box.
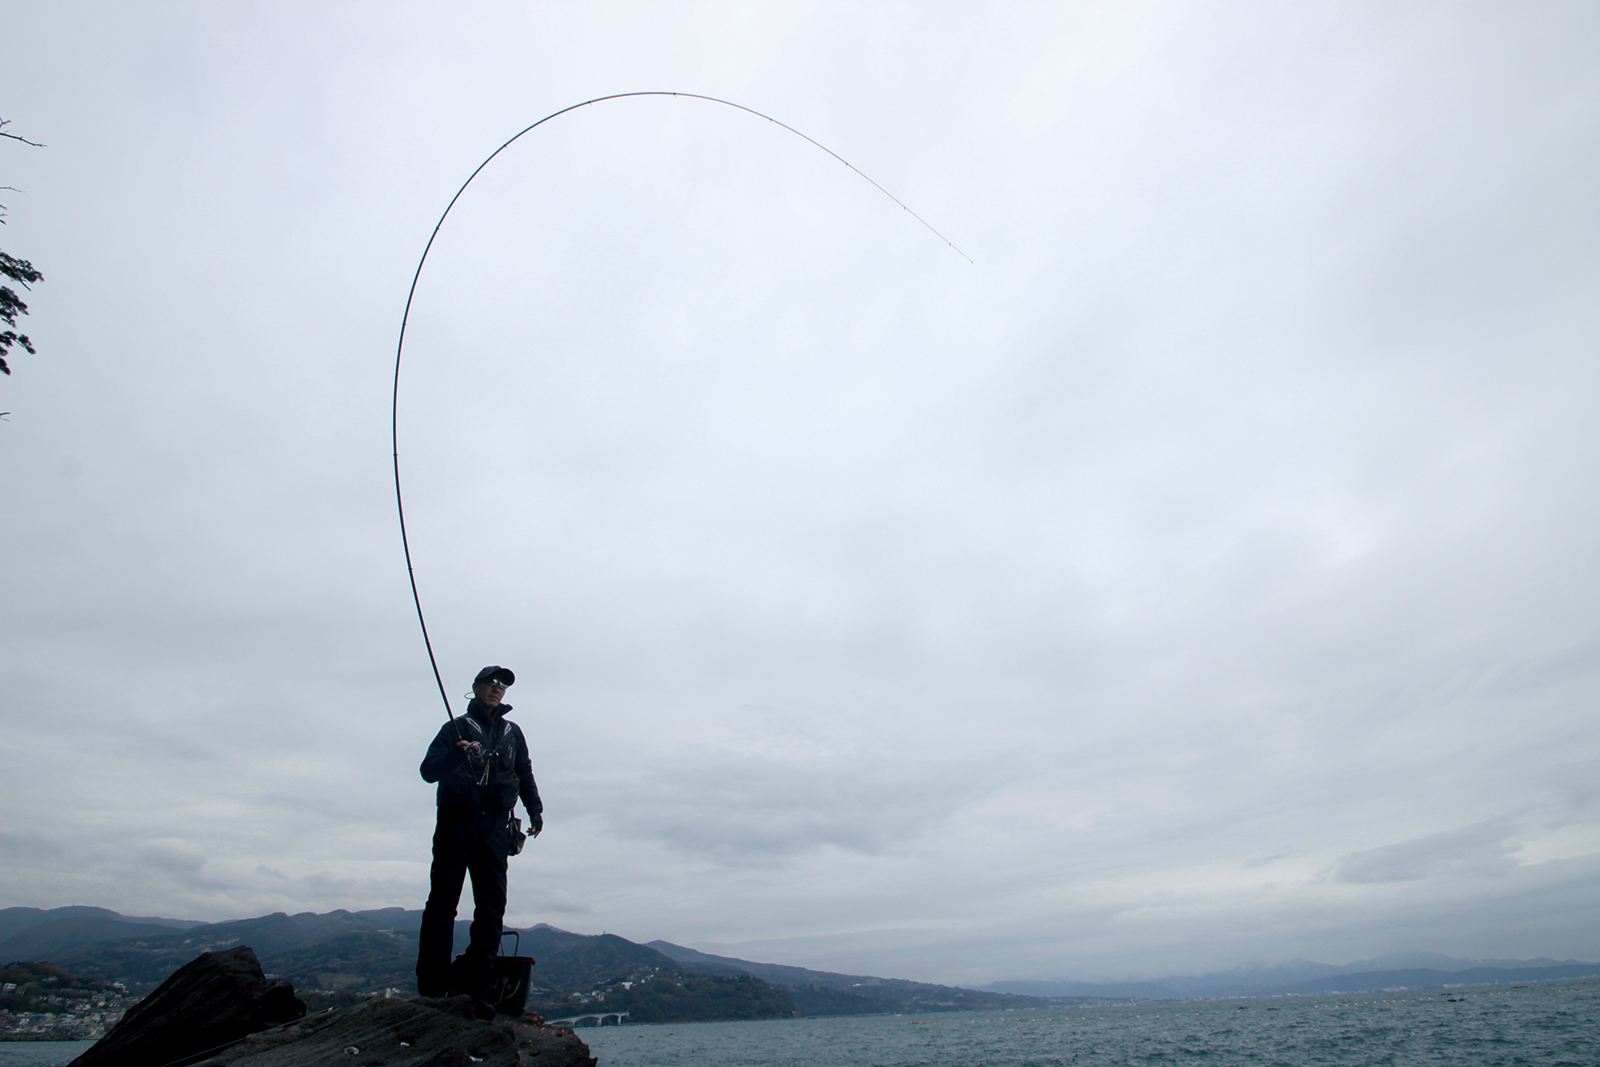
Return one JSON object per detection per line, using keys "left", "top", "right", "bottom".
{"left": 1287, "top": 964, "right": 1600, "bottom": 995}
{"left": 7, "top": 910, "right": 803, "bottom": 1024}
{"left": 647, "top": 940, "right": 1056, "bottom": 1014}
{"left": 1, "top": 915, "right": 206, "bottom": 962}
{"left": 984, "top": 977, "right": 1179, "bottom": 999}
{"left": 3, "top": 909, "right": 434, "bottom": 993}
{"left": 516, "top": 926, "right": 681, "bottom": 993}
{"left": 984, "top": 954, "right": 1600, "bottom": 999}
{"left": 0, "top": 906, "right": 198, "bottom": 946}
{"left": 22, "top": 905, "right": 1582, "bottom": 1017}
{"left": 29, "top": 909, "right": 424, "bottom": 991}
{"left": 4, "top": 907, "right": 1048, "bottom": 1019}
{"left": 0, "top": 960, "right": 141, "bottom": 1041}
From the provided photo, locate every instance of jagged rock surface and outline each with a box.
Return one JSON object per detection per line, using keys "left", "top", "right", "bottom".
{"left": 69, "top": 944, "right": 305, "bottom": 1067}
{"left": 193, "top": 996, "right": 596, "bottom": 1067}
{"left": 68, "top": 945, "right": 593, "bottom": 1067}
{"left": 507, "top": 1013, "right": 598, "bottom": 1067}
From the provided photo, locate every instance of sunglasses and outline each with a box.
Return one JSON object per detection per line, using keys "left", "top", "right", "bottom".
{"left": 482, "top": 678, "right": 511, "bottom": 689}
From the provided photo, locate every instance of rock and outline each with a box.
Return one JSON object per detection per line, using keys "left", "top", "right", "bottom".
{"left": 191, "top": 996, "right": 516, "bottom": 1066}
{"left": 190, "top": 996, "right": 595, "bottom": 1067}
{"left": 68, "top": 947, "right": 593, "bottom": 1067}
{"left": 507, "top": 1012, "right": 598, "bottom": 1067}
{"left": 70, "top": 945, "right": 306, "bottom": 1067}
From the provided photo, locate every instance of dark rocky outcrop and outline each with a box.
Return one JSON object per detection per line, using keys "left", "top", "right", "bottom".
{"left": 70, "top": 945, "right": 305, "bottom": 1067}
{"left": 68, "top": 946, "right": 594, "bottom": 1067}
{"left": 507, "top": 1014, "right": 598, "bottom": 1067}
{"left": 192, "top": 996, "right": 595, "bottom": 1067}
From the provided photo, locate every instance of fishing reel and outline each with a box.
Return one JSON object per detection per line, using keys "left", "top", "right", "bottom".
{"left": 464, "top": 741, "right": 499, "bottom": 786}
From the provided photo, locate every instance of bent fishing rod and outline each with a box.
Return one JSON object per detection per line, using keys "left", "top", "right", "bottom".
{"left": 392, "top": 91, "right": 969, "bottom": 733}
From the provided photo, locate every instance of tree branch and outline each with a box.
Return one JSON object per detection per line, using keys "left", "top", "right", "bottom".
{"left": 0, "top": 120, "right": 45, "bottom": 148}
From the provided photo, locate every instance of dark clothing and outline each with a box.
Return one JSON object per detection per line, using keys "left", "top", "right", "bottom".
{"left": 417, "top": 812, "right": 512, "bottom": 998}
{"left": 415, "top": 700, "right": 542, "bottom": 999}
{"left": 420, "top": 701, "right": 543, "bottom": 819}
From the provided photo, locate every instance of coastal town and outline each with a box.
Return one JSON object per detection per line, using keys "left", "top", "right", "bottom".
{"left": 0, "top": 962, "right": 139, "bottom": 1042}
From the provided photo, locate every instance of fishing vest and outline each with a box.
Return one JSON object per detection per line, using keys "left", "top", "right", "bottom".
{"left": 456, "top": 713, "right": 521, "bottom": 812}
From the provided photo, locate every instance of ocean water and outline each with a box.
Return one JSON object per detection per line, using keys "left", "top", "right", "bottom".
{"left": 0, "top": 1042, "right": 94, "bottom": 1067}
{"left": 583, "top": 979, "right": 1600, "bottom": 1067}
{"left": 5, "top": 980, "right": 1594, "bottom": 1067}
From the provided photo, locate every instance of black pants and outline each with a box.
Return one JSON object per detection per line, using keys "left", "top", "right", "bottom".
{"left": 416, "top": 810, "right": 510, "bottom": 998}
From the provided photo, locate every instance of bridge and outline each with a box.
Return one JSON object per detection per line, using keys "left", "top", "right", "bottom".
{"left": 546, "top": 1012, "right": 628, "bottom": 1027}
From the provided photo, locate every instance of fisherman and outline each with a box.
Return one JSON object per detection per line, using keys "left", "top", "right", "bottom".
{"left": 416, "top": 665, "right": 543, "bottom": 1017}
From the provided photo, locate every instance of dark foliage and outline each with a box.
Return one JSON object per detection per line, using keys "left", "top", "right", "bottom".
{"left": 1, "top": 915, "right": 184, "bottom": 962}
{"left": 650, "top": 939, "right": 1055, "bottom": 1014}
{"left": 511, "top": 927, "right": 677, "bottom": 993}
{"left": 0, "top": 250, "right": 40, "bottom": 376}
{"left": 0, "top": 961, "right": 128, "bottom": 1001}
{"left": 615, "top": 973, "right": 795, "bottom": 1023}
{"left": 1, "top": 960, "right": 79, "bottom": 983}
{"left": 47, "top": 910, "right": 424, "bottom": 992}
{"left": 787, "top": 983, "right": 890, "bottom": 1016}
{"left": 0, "top": 118, "right": 43, "bottom": 378}
{"left": 269, "top": 931, "right": 419, "bottom": 993}
{"left": 531, "top": 973, "right": 796, "bottom": 1024}
{"left": 0, "top": 961, "right": 136, "bottom": 1029}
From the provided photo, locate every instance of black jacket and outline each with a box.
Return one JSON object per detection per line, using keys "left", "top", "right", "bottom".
{"left": 420, "top": 699, "right": 543, "bottom": 818}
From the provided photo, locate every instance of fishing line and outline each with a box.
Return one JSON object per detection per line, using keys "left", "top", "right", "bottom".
{"left": 392, "top": 91, "right": 969, "bottom": 729}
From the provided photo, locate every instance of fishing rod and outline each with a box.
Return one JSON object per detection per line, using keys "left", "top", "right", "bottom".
{"left": 392, "top": 91, "right": 970, "bottom": 731}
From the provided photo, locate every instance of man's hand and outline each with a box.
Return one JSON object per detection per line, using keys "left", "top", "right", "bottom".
{"left": 529, "top": 811, "right": 544, "bottom": 838}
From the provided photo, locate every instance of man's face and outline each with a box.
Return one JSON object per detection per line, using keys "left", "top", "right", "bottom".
{"left": 474, "top": 680, "right": 507, "bottom": 707}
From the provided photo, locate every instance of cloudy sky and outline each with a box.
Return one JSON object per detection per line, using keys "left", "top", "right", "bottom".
{"left": 3, "top": 2, "right": 1598, "bottom": 985}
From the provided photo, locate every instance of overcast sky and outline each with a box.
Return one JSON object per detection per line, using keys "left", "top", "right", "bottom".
{"left": 2, "top": 1, "right": 1598, "bottom": 986}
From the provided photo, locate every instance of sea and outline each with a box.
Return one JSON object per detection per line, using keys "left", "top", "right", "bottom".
{"left": 3, "top": 979, "right": 1595, "bottom": 1067}
{"left": 583, "top": 980, "right": 1600, "bottom": 1067}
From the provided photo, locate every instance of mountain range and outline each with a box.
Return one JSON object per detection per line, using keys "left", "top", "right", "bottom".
{"left": 3, "top": 906, "right": 1595, "bottom": 1011}
{"left": 981, "top": 950, "right": 1600, "bottom": 999}
{"left": 0, "top": 907, "right": 1050, "bottom": 1017}
{"left": 0, "top": 906, "right": 199, "bottom": 950}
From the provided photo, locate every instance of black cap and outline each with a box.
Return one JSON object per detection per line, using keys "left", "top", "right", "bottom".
{"left": 473, "top": 665, "right": 515, "bottom": 687}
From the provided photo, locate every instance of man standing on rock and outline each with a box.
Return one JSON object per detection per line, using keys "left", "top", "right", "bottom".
{"left": 417, "top": 665, "right": 543, "bottom": 1018}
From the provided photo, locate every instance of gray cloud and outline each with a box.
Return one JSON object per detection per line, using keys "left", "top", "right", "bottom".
{"left": 590, "top": 750, "right": 995, "bottom": 860}
{"left": 138, "top": 839, "right": 208, "bottom": 875}
{"left": 0, "top": 833, "right": 64, "bottom": 863}
{"left": 2, "top": 0, "right": 1598, "bottom": 983}
{"left": 1331, "top": 821, "right": 1519, "bottom": 885}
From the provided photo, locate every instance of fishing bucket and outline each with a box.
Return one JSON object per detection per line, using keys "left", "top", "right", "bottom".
{"left": 488, "top": 931, "right": 536, "bottom": 1016}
